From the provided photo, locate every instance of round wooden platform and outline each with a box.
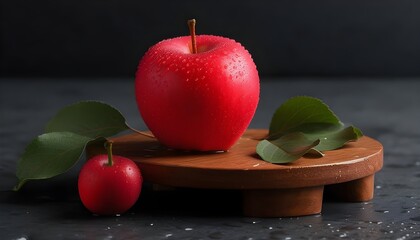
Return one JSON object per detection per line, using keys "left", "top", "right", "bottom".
{"left": 87, "top": 129, "right": 383, "bottom": 217}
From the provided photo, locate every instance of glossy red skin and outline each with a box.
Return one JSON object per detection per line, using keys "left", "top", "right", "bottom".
{"left": 78, "top": 154, "right": 142, "bottom": 215}
{"left": 135, "top": 35, "right": 260, "bottom": 151}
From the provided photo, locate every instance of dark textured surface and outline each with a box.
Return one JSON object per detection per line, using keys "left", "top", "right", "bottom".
{"left": 2, "top": 1, "right": 420, "bottom": 78}
{"left": 1, "top": 78, "right": 420, "bottom": 239}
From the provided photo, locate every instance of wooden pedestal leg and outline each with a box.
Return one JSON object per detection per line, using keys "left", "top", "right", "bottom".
{"left": 242, "top": 186, "right": 324, "bottom": 217}
{"left": 325, "top": 174, "right": 375, "bottom": 202}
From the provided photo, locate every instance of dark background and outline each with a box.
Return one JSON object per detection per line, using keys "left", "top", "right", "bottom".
{"left": 2, "top": 0, "right": 420, "bottom": 78}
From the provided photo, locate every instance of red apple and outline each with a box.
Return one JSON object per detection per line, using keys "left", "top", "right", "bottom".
{"left": 78, "top": 145, "right": 142, "bottom": 215}
{"left": 135, "top": 20, "right": 259, "bottom": 151}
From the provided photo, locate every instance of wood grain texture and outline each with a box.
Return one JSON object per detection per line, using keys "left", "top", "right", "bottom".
{"left": 86, "top": 129, "right": 383, "bottom": 217}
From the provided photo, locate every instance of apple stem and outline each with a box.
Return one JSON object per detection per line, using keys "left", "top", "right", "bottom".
{"left": 105, "top": 141, "right": 114, "bottom": 166}
{"left": 188, "top": 19, "right": 197, "bottom": 54}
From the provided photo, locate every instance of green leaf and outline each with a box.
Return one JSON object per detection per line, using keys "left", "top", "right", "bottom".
{"left": 45, "top": 101, "right": 129, "bottom": 138}
{"left": 278, "top": 123, "right": 363, "bottom": 151}
{"left": 256, "top": 132, "right": 320, "bottom": 164}
{"left": 269, "top": 96, "right": 341, "bottom": 138}
{"left": 258, "top": 96, "right": 363, "bottom": 164}
{"left": 14, "top": 132, "right": 106, "bottom": 191}
{"left": 312, "top": 125, "right": 362, "bottom": 151}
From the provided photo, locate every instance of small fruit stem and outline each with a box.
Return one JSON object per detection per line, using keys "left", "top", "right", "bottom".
{"left": 106, "top": 141, "right": 114, "bottom": 166}
{"left": 188, "top": 19, "right": 197, "bottom": 54}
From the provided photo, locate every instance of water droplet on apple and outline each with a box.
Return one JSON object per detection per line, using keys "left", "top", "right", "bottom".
{"left": 194, "top": 78, "right": 198, "bottom": 82}
{"left": 182, "top": 59, "right": 186, "bottom": 63}
{"left": 195, "top": 58, "right": 199, "bottom": 61}
{"left": 224, "top": 65, "right": 228, "bottom": 69}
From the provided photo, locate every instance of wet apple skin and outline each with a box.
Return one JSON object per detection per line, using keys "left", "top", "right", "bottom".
{"left": 135, "top": 35, "right": 260, "bottom": 151}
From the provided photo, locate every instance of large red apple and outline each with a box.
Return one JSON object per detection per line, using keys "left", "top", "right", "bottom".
{"left": 135, "top": 21, "right": 259, "bottom": 151}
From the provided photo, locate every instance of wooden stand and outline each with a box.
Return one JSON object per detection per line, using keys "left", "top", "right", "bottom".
{"left": 86, "top": 129, "right": 383, "bottom": 217}
{"left": 243, "top": 186, "right": 324, "bottom": 217}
